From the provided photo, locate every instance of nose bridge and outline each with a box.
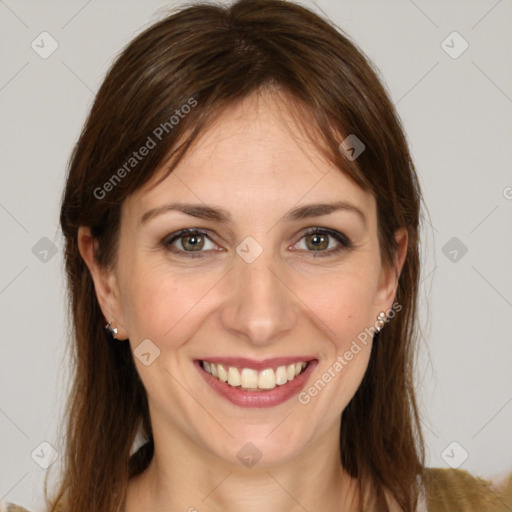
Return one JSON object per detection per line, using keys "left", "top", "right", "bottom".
{"left": 221, "top": 240, "right": 297, "bottom": 345}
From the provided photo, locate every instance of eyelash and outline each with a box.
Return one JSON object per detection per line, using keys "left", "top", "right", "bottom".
{"left": 161, "top": 227, "right": 354, "bottom": 259}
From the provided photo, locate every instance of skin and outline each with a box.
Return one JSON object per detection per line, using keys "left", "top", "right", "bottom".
{"left": 79, "top": 88, "right": 407, "bottom": 512}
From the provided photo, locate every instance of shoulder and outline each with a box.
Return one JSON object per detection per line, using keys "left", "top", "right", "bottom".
{"left": 0, "top": 503, "right": 32, "bottom": 512}
{"left": 424, "top": 467, "right": 512, "bottom": 512}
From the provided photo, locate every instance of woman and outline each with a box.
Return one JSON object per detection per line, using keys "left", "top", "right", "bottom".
{"left": 3, "top": 0, "right": 510, "bottom": 510}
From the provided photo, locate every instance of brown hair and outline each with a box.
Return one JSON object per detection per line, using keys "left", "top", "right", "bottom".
{"left": 50, "top": 0, "right": 425, "bottom": 510}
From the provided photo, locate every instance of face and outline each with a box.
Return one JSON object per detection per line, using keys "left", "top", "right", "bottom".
{"left": 81, "top": 89, "right": 405, "bottom": 468}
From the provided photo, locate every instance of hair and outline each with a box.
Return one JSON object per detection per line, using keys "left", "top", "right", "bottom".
{"left": 50, "top": 0, "right": 425, "bottom": 510}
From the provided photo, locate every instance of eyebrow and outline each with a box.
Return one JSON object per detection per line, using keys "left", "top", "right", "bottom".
{"left": 140, "top": 200, "right": 367, "bottom": 227}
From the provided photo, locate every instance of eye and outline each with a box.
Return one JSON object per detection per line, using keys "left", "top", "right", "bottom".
{"left": 162, "top": 227, "right": 353, "bottom": 259}
{"left": 162, "top": 229, "right": 218, "bottom": 257}
{"left": 293, "top": 228, "right": 353, "bottom": 257}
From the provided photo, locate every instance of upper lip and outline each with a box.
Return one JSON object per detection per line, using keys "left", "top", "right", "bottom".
{"left": 196, "top": 357, "right": 317, "bottom": 370}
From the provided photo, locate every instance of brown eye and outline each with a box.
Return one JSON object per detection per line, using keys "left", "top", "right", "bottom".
{"left": 180, "top": 233, "right": 205, "bottom": 251}
{"left": 294, "top": 228, "right": 353, "bottom": 257}
{"left": 304, "top": 232, "right": 329, "bottom": 251}
{"left": 163, "top": 229, "right": 217, "bottom": 256}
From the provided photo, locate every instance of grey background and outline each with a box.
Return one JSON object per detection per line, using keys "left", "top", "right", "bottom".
{"left": 1, "top": 0, "right": 511, "bottom": 509}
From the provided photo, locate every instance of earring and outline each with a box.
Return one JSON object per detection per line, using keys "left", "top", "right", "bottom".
{"left": 104, "top": 321, "right": 118, "bottom": 339}
{"left": 375, "top": 312, "right": 386, "bottom": 333}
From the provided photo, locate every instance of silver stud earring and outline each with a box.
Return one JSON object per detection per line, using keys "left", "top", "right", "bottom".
{"left": 375, "top": 312, "right": 387, "bottom": 333}
{"left": 104, "top": 321, "right": 118, "bottom": 339}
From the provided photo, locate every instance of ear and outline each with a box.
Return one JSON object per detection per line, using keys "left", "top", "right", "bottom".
{"left": 77, "top": 226, "right": 129, "bottom": 340}
{"left": 373, "top": 227, "right": 408, "bottom": 316}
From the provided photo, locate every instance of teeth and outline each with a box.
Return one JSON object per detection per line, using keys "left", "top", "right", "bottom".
{"left": 275, "top": 366, "right": 288, "bottom": 385}
{"left": 241, "top": 368, "right": 258, "bottom": 389}
{"left": 227, "top": 366, "right": 241, "bottom": 386}
{"left": 202, "top": 360, "right": 308, "bottom": 391}
{"left": 258, "top": 368, "right": 276, "bottom": 389}
{"left": 217, "top": 364, "right": 228, "bottom": 382}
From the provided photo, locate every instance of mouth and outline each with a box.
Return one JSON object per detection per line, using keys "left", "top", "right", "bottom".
{"left": 201, "top": 360, "right": 309, "bottom": 390}
{"left": 194, "top": 357, "right": 318, "bottom": 408}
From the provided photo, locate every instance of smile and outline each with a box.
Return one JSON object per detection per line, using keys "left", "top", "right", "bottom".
{"left": 194, "top": 357, "right": 318, "bottom": 408}
{"left": 201, "top": 360, "right": 308, "bottom": 390}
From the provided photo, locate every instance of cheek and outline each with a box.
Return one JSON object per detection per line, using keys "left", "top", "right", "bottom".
{"left": 297, "top": 272, "right": 376, "bottom": 418}
{"left": 119, "top": 260, "right": 219, "bottom": 344}
{"left": 295, "top": 263, "right": 379, "bottom": 346}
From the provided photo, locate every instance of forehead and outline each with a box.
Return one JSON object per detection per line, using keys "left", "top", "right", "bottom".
{"left": 124, "top": 90, "right": 375, "bottom": 225}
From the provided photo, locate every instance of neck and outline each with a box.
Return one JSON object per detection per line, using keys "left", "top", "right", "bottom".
{"left": 125, "top": 420, "right": 361, "bottom": 512}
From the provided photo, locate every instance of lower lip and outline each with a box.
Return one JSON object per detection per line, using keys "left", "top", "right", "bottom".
{"left": 194, "top": 360, "right": 318, "bottom": 408}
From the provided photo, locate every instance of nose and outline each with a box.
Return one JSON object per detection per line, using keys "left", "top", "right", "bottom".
{"left": 220, "top": 245, "right": 298, "bottom": 347}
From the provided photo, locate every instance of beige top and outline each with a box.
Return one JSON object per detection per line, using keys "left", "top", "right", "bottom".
{"left": 382, "top": 467, "right": 512, "bottom": 512}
